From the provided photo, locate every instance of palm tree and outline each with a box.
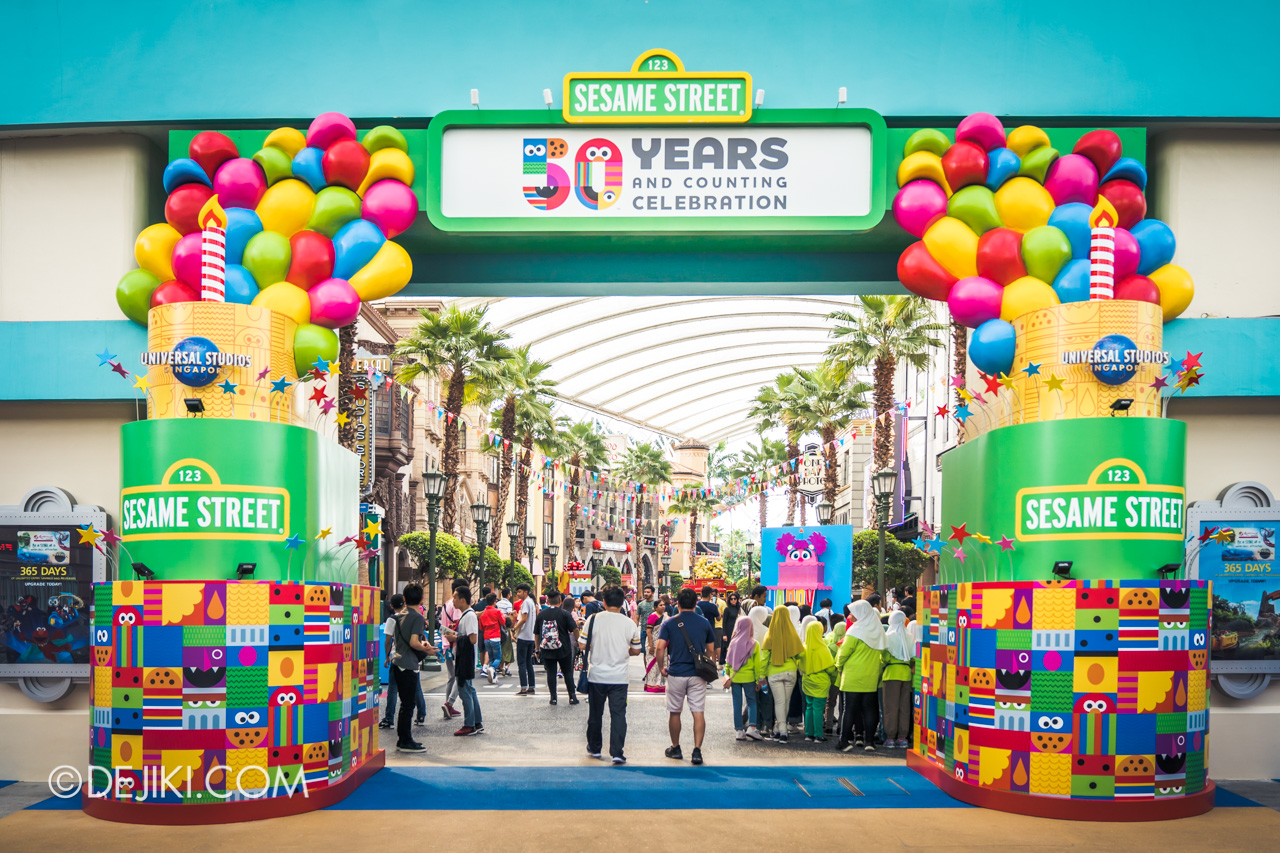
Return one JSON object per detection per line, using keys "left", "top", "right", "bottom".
{"left": 749, "top": 371, "right": 807, "bottom": 524}
{"left": 474, "top": 345, "right": 556, "bottom": 555}
{"left": 553, "top": 419, "right": 608, "bottom": 561}
{"left": 616, "top": 441, "right": 674, "bottom": 578}
{"left": 952, "top": 320, "right": 968, "bottom": 444}
{"left": 729, "top": 437, "right": 787, "bottom": 533}
{"left": 825, "top": 295, "right": 945, "bottom": 473}
{"left": 792, "top": 364, "right": 873, "bottom": 505}
{"left": 513, "top": 403, "right": 559, "bottom": 560}
{"left": 669, "top": 489, "right": 719, "bottom": 575}
{"left": 395, "top": 305, "right": 512, "bottom": 535}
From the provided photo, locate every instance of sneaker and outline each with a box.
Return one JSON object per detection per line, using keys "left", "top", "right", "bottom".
{"left": 443, "top": 702, "right": 461, "bottom": 718}
{"left": 453, "top": 726, "right": 475, "bottom": 737}
{"left": 396, "top": 741, "right": 426, "bottom": 752}
{"left": 839, "top": 742, "right": 853, "bottom": 752}
{"left": 864, "top": 744, "right": 875, "bottom": 752}
{"left": 516, "top": 689, "right": 528, "bottom": 696}
{"left": 761, "top": 731, "right": 775, "bottom": 741}
{"left": 472, "top": 724, "right": 484, "bottom": 734}
{"left": 664, "top": 745, "right": 683, "bottom": 761}
{"left": 485, "top": 667, "right": 495, "bottom": 685}
{"left": 776, "top": 733, "right": 788, "bottom": 743}
{"left": 855, "top": 738, "right": 865, "bottom": 749}
{"left": 745, "top": 726, "right": 763, "bottom": 741}
{"left": 612, "top": 756, "right": 627, "bottom": 765}
{"left": 378, "top": 719, "right": 391, "bottom": 729}
{"left": 814, "top": 737, "right": 827, "bottom": 743}
{"left": 414, "top": 717, "right": 425, "bottom": 727}
{"left": 549, "top": 698, "right": 558, "bottom": 705}
{"left": 691, "top": 748, "right": 703, "bottom": 766}
{"left": 735, "top": 730, "right": 747, "bottom": 741}
{"left": 587, "top": 749, "right": 602, "bottom": 759}
{"left": 804, "top": 736, "right": 814, "bottom": 743}
{"left": 568, "top": 698, "right": 580, "bottom": 705}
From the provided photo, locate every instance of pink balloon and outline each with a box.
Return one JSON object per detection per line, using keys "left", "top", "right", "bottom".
{"left": 948, "top": 276, "right": 1004, "bottom": 328}
{"left": 893, "top": 180, "right": 948, "bottom": 238}
{"left": 1113, "top": 228, "right": 1140, "bottom": 280}
{"left": 308, "top": 277, "right": 361, "bottom": 328}
{"left": 171, "top": 232, "right": 203, "bottom": 288}
{"left": 306, "top": 112, "right": 357, "bottom": 150}
{"left": 212, "top": 158, "right": 266, "bottom": 210}
{"left": 955, "top": 112, "right": 1006, "bottom": 152}
{"left": 361, "top": 179, "right": 418, "bottom": 238}
{"left": 1044, "top": 153, "right": 1099, "bottom": 207}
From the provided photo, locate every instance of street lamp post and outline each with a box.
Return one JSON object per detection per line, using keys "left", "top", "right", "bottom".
{"left": 471, "top": 502, "right": 492, "bottom": 596}
{"left": 871, "top": 468, "right": 899, "bottom": 599}
{"left": 745, "top": 541, "right": 755, "bottom": 587}
{"left": 661, "top": 553, "right": 671, "bottom": 594}
{"left": 525, "top": 533, "right": 536, "bottom": 589}
{"left": 506, "top": 520, "right": 520, "bottom": 572}
{"left": 422, "top": 470, "right": 446, "bottom": 671}
{"left": 592, "top": 545, "right": 603, "bottom": 590}
{"left": 547, "top": 542, "right": 560, "bottom": 593}
{"left": 816, "top": 499, "right": 834, "bottom": 526}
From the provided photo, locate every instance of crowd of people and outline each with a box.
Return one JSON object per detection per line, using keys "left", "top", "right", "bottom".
{"left": 378, "top": 577, "right": 919, "bottom": 764}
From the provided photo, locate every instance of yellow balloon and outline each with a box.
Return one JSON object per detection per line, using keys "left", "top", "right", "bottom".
{"left": 897, "top": 151, "right": 952, "bottom": 194}
{"left": 1006, "top": 125, "right": 1051, "bottom": 158}
{"left": 995, "top": 177, "right": 1055, "bottom": 233}
{"left": 252, "top": 281, "right": 311, "bottom": 326}
{"left": 357, "top": 148, "right": 416, "bottom": 196}
{"left": 1148, "top": 263, "right": 1195, "bottom": 321}
{"left": 923, "top": 216, "right": 978, "bottom": 279}
{"left": 256, "top": 179, "right": 316, "bottom": 237}
{"left": 1000, "top": 275, "right": 1059, "bottom": 321}
{"left": 134, "top": 222, "right": 182, "bottom": 281}
{"left": 350, "top": 240, "right": 412, "bottom": 301}
{"left": 264, "top": 127, "right": 306, "bottom": 160}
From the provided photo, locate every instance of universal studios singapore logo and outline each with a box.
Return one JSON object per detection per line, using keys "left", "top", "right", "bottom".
{"left": 48, "top": 762, "right": 312, "bottom": 801}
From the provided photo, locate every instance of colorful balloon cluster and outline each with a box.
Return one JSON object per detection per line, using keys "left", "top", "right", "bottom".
{"left": 117, "top": 112, "right": 418, "bottom": 375}
{"left": 892, "top": 113, "right": 1194, "bottom": 376}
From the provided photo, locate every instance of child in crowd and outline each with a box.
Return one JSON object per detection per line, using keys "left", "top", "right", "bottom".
{"left": 761, "top": 603, "right": 804, "bottom": 743}
{"left": 748, "top": 605, "right": 773, "bottom": 736}
{"left": 881, "top": 609, "right": 915, "bottom": 748}
{"left": 722, "top": 614, "right": 763, "bottom": 741}
{"left": 835, "top": 599, "right": 886, "bottom": 752}
{"left": 798, "top": 619, "right": 835, "bottom": 742}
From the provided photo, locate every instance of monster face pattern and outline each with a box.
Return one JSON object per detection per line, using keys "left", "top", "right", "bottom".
{"left": 522, "top": 138, "right": 571, "bottom": 211}
{"left": 90, "top": 580, "right": 380, "bottom": 804}
{"left": 574, "top": 139, "right": 623, "bottom": 211}
{"left": 914, "top": 580, "right": 1209, "bottom": 802}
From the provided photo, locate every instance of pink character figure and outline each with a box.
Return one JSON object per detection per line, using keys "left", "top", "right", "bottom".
{"left": 773, "top": 531, "right": 830, "bottom": 590}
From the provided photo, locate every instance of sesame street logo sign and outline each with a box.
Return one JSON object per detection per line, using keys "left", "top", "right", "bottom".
{"left": 1016, "top": 458, "right": 1185, "bottom": 542}
{"left": 564, "top": 50, "right": 751, "bottom": 124}
{"left": 121, "top": 459, "right": 289, "bottom": 542}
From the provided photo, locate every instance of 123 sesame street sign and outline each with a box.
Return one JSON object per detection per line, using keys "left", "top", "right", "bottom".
{"left": 564, "top": 50, "right": 752, "bottom": 124}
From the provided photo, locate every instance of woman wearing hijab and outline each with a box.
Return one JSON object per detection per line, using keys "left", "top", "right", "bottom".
{"left": 882, "top": 610, "right": 915, "bottom": 748}
{"left": 835, "top": 599, "right": 886, "bottom": 752}
{"left": 761, "top": 604, "right": 804, "bottom": 742}
{"left": 798, "top": 620, "right": 836, "bottom": 742}
{"left": 747, "top": 604, "right": 774, "bottom": 735}
{"left": 722, "top": 614, "right": 763, "bottom": 740}
{"left": 785, "top": 604, "right": 805, "bottom": 728}
{"left": 719, "top": 591, "right": 742, "bottom": 663}
{"left": 823, "top": 621, "right": 846, "bottom": 735}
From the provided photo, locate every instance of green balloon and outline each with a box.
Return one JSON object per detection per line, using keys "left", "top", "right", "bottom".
{"left": 242, "top": 231, "right": 291, "bottom": 286}
{"left": 1021, "top": 225, "right": 1072, "bottom": 283}
{"left": 1018, "top": 146, "right": 1059, "bottom": 183}
{"left": 947, "top": 185, "right": 1001, "bottom": 234}
{"left": 293, "top": 323, "right": 339, "bottom": 377}
{"left": 904, "top": 128, "right": 950, "bottom": 157}
{"left": 116, "top": 268, "right": 161, "bottom": 325}
{"left": 361, "top": 125, "right": 409, "bottom": 154}
{"left": 306, "top": 187, "right": 362, "bottom": 238}
{"left": 252, "top": 147, "right": 294, "bottom": 186}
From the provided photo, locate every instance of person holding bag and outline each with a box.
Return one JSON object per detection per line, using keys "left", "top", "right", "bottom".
{"left": 722, "top": 614, "right": 763, "bottom": 741}
{"left": 836, "top": 599, "right": 886, "bottom": 752}
{"left": 798, "top": 619, "right": 836, "bottom": 742}
{"left": 760, "top": 604, "right": 804, "bottom": 743}
{"left": 655, "top": 588, "right": 717, "bottom": 765}
{"left": 881, "top": 609, "right": 915, "bottom": 748}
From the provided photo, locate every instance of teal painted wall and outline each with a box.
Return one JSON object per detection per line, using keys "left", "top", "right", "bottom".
{"left": 2, "top": 1, "right": 1278, "bottom": 126}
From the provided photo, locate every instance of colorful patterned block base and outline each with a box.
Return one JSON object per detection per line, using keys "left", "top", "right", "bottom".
{"left": 911, "top": 580, "right": 1211, "bottom": 819}
{"left": 86, "top": 580, "right": 382, "bottom": 822}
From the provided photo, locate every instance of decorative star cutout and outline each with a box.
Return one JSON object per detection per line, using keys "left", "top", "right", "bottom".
{"left": 1043, "top": 373, "right": 1066, "bottom": 393}
{"left": 360, "top": 548, "right": 379, "bottom": 561}
{"left": 362, "top": 519, "right": 383, "bottom": 538}
{"left": 1022, "top": 362, "right": 1041, "bottom": 377}
{"left": 316, "top": 527, "right": 333, "bottom": 540}
{"left": 925, "top": 536, "right": 947, "bottom": 554}
{"left": 1197, "top": 526, "right": 1218, "bottom": 544}
{"left": 949, "top": 523, "right": 971, "bottom": 545}
{"left": 334, "top": 411, "right": 350, "bottom": 427}
{"left": 217, "top": 379, "right": 237, "bottom": 394}
{"left": 1182, "top": 351, "right": 1202, "bottom": 370}
{"left": 935, "top": 405, "right": 949, "bottom": 418}
{"left": 77, "top": 524, "right": 103, "bottom": 546}
{"left": 311, "top": 356, "right": 331, "bottom": 375}
{"left": 998, "top": 373, "right": 1016, "bottom": 390}
{"left": 96, "top": 348, "right": 117, "bottom": 366}
{"left": 337, "top": 535, "right": 355, "bottom": 546}
{"left": 132, "top": 374, "right": 151, "bottom": 393}
{"left": 309, "top": 384, "right": 329, "bottom": 404}
{"left": 349, "top": 385, "right": 367, "bottom": 401}
{"left": 957, "top": 388, "right": 974, "bottom": 404}
{"left": 1178, "top": 369, "right": 1203, "bottom": 390}
{"left": 954, "top": 403, "right": 971, "bottom": 423}
{"left": 1167, "top": 358, "right": 1183, "bottom": 376}
{"left": 972, "top": 532, "right": 992, "bottom": 545}
{"left": 270, "top": 376, "right": 293, "bottom": 394}
{"left": 110, "top": 361, "right": 129, "bottom": 378}
{"left": 1211, "top": 528, "right": 1234, "bottom": 545}
{"left": 284, "top": 533, "right": 304, "bottom": 550}
{"left": 256, "top": 366, "right": 271, "bottom": 381}
{"left": 327, "top": 362, "right": 342, "bottom": 379}
{"left": 912, "top": 536, "right": 930, "bottom": 553}
{"left": 953, "top": 546, "right": 967, "bottom": 563}
{"left": 319, "top": 397, "right": 336, "bottom": 415}
{"left": 1150, "top": 375, "right": 1169, "bottom": 391}
{"left": 982, "top": 372, "right": 1002, "bottom": 395}
{"left": 354, "top": 535, "right": 371, "bottom": 550}
{"left": 950, "top": 374, "right": 966, "bottom": 389}
{"left": 997, "top": 535, "right": 1015, "bottom": 551}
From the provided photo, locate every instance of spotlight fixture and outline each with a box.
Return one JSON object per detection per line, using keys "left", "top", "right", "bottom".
{"left": 470, "top": 88, "right": 480, "bottom": 108}
{"left": 1110, "top": 398, "right": 1134, "bottom": 417}
{"left": 1052, "top": 560, "right": 1073, "bottom": 580}
{"left": 236, "top": 563, "right": 257, "bottom": 579}
{"left": 837, "top": 86, "right": 847, "bottom": 106}
{"left": 131, "top": 562, "right": 155, "bottom": 580}
{"left": 543, "top": 88, "right": 553, "bottom": 107}
{"left": 184, "top": 398, "right": 205, "bottom": 416}
{"left": 1157, "top": 563, "right": 1181, "bottom": 579}
{"left": 755, "top": 89, "right": 765, "bottom": 108}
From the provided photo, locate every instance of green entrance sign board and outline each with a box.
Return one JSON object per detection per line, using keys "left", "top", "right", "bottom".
{"left": 563, "top": 50, "right": 752, "bottom": 124}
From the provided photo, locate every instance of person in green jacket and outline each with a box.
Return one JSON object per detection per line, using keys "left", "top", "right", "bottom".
{"left": 881, "top": 609, "right": 915, "bottom": 748}
{"left": 836, "top": 599, "right": 886, "bottom": 752}
{"left": 760, "top": 605, "right": 804, "bottom": 742}
{"left": 798, "top": 619, "right": 836, "bottom": 741}
{"left": 822, "top": 621, "right": 847, "bottom": 734}
{"left": 722, "top": 614, "right": 763, "bottom": 741}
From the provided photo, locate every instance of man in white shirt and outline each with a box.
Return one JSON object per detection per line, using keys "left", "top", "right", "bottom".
{"left": 512, "top": 583, "right": 539, "bottom": 696}
{"left": 579, "top": 586, "right": 642, "bottom": 764}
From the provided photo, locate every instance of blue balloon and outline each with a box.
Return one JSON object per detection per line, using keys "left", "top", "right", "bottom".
{"left": 1101, "top": 157, "right": 1147, "bottom": 189}
{"left": 970, "top": 319, "right": 1017, "bottom": 376}
{"left": 291, "top": 147, "right": 327, "bottom": 192}
{"left": 985, "top": 148, "right": 1020, "bottom": 191}
{"left": 1091, "top": 334, "right": 1137, "bottom": 385}
{"left": 224, "top": 208, "right": 263, "bottom": 265}
{"left": 1047, "top": 203, "right": 1093, "bottom": 259}
{"left": 1052, "top": 258, "right": 1091, "bottom": 303}
{"left": 223, "top": 264, "right": 260, "bottom": 304}
{"left": 1130, "top": 219, "right": 1176, "bottom": 275}
{"left": 332, "top": 219, "right": 386, "bottom": 279}
{"left": 162, "top": 158, "right": 211, "bottom": 194}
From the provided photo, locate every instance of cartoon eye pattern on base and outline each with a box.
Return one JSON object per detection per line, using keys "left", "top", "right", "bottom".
{"left": 913, "top": 580, "right": 1209, "bottom": 802}
{"left": 89, "top": 580, "right": 381, "bottom": 805}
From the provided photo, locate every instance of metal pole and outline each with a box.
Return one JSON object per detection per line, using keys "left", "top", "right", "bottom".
{"left": 477, "top": 522, "right": 488, "bottom": 595}
{"left": 426, "top": 497, "right": 440, "bottom": 638}
{"left": 877, "top": 493, "right": 887, "bottom": 598}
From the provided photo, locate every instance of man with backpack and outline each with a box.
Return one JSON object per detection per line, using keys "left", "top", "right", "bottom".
{"left": 534, "top": 589, "right": 580, "bottom": 705}
{"left": 390, "top": 584, "right": 436, "bottom": 752}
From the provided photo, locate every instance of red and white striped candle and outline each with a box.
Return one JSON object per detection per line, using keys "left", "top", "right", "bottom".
{"left": 1088, "top": 196, "right": 1119, "bottom": 300}
{"left": 196, "top": 195, "right": 228, "bottom": 302}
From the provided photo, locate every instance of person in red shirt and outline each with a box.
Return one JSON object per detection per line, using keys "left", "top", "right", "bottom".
{"left": 478, "top": 594, "right": 507, "bottom": 683}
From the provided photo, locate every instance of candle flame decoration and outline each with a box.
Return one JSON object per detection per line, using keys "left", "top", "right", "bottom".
{"left": 1088, "top": 196, "right": 1119, "bottom": 300}
{"left": 198, "top": 194, "right": 228, "bottom": 302}
{"left": 1088, "top": 195, "right": 1118, "bottom": 229}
